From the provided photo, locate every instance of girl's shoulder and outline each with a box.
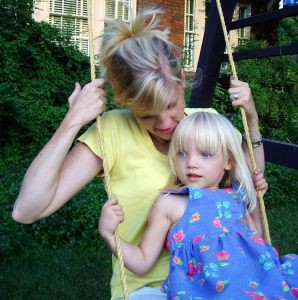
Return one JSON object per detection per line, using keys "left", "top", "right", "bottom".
{"left": 155, "top": 192, "right": 188, "bottom": 227}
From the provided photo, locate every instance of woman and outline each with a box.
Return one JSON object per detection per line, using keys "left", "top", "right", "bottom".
{"left": 12, "top": 7, "right": 266, "bottom": 300}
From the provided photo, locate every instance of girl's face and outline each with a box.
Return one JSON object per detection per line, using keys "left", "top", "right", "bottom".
{"left": 174, "top": 143, "right": 233, "bottom": 189}
{"left": 134, "top": 84, "right": 185, "bottom": 142}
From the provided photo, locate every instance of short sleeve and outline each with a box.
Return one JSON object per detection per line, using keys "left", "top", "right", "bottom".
{"left": 77, "top": 111, "right": 122, "bottom": 173}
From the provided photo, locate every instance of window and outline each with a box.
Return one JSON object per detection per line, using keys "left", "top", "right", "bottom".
{"left": 238, "top": 5, "right": 250, "bottom": 45}
{"left": 105, "top": 0, "right": 130, "bottom": 22}
{"left": 49, "top": 0, "right": 89, "bottom": 55}
{"left": 184, "top": 0, "right": 196, "bottom": 69}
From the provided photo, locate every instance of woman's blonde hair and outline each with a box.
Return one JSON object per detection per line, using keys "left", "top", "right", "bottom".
{"left": 99, "top": 7, "right": 183, "bottom": 115}
{"left": 168, "top": 112, "right": 257, "bottom": 211}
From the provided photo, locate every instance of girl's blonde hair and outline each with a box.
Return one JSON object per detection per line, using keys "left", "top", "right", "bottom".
{"left": 99, "top": 7, "right": 183, "bottom": 115}
{"left": 168, "top": 112, "right": 257, "bottom": 211}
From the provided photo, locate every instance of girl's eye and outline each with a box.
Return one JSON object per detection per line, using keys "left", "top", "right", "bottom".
{"left": 178, "top": 150, "right": 188, "bottom": 158}
{"left": 202, "top": 151, "right": 211, "bottom": 158}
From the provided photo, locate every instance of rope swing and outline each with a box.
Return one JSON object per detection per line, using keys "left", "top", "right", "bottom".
{"left": 87, "top": 0, "right": 129, "bottom": 299}
{"left": 215, "top": 0, "right": 271, "bottom": 243}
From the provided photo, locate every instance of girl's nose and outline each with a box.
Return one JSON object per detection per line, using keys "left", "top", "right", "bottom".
{"left": 187, "top": 155, "right": 199, "bottom": 169}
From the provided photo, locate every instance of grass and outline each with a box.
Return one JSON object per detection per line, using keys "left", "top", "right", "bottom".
{"left": 1, "top": 163, "right": 296, "bottom": 299}
{"left": 267, "top": 202, "right": 298, "bottom": 255}
{"left": 1, "top": 202, "right": 297, "bottom": 300}
{"left": 0, "top": 244, "right": 112, "bottom": 300}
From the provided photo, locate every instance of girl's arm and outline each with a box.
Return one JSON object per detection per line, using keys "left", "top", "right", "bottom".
{"left": 12, "top": 79, "right": 106, "bottom": 224}
{"left": 99, "top": 196, "right": 172, "bottom": 275}
{"left": 249, "top": 169, "right": 268, "bottom": 238}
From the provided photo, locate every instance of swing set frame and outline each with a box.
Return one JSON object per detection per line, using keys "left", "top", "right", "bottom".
{"left": 190, "top": 0, "right": 298, "bottom": 170}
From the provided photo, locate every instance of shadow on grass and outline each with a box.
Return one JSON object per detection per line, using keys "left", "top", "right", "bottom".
{"left": 0, "top": 244, "right": 112, "bottom": 299}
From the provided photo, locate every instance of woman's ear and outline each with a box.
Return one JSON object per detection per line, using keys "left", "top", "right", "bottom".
{"left": 180, "top": 69, "right": 187, "bottom": 88}
{"left": 181, "top": 68, "right": 186, "bottom": 81}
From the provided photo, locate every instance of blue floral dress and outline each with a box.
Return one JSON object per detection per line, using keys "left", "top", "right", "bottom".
{"left": 161, "top": 186, "right": 298, "bottom": 299}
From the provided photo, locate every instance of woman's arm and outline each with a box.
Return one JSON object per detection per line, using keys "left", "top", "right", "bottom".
{"left": 12, "top": 79, "right": 106, "bottom": 224}
{"left": 99, "top": 196, "right": 172, "bottom": 275}
{"left": 228, "top": 78, "right": 265, "bottom": 172}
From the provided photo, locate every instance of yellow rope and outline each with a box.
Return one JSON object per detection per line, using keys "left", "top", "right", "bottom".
{"left": 87, "top": 1, "right": 129, "bottom": 298}
{"left": 215, "top": 0, "right": 271, "bottom": 243}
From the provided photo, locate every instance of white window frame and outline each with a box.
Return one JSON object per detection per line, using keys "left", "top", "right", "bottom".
{"left": 184, "top": 0, "right": 196, "bottom": 69}
{"left": 238, "top": 5, "right": 250, "bottom": 45}
{"left": 105, "top": 0, "right": 130, "bottom": 22}
{"left": 49, "top": 0, "right": 89, "bottom": 55}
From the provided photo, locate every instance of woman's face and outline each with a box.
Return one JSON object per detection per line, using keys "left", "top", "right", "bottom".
{"left": 134, "top": 84, "right": 185, "bottom": 142}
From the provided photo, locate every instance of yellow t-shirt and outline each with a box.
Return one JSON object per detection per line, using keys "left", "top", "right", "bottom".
{"left": 78, "top": 107, "right": 218, "bottom": 299}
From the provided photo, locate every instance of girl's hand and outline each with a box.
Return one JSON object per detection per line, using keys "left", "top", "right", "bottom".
{"left": 98, "top": 197, "right": 124, "bottom": 240}
{"left": 228, "top": 78, "right": 258, "bottom": 122}
{"left": 67, "top": 79, "right": 107, "bottom": 127}
{"left": 253, "top": 168, "right": 268, "bottom": 196}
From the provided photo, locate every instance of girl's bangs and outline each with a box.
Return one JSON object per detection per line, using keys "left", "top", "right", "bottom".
{"left": 174, "top": 114, "right": 224, "bottom": 157}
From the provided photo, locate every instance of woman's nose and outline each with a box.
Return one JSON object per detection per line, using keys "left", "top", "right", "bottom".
{"left": 156, "top": 113, "right": 171, "bottom": 129}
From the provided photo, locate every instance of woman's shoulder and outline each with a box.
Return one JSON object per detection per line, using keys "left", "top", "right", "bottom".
{"left": 78, "top": 109, "right": 134, "bottom": 139}
{"left": 86, "top": 109, "right": 140, "bottom": 135}
{"left": 77, "top": 109, "right": 140, "bottom": 158}
{"left": 101, "top": 109, "right": 135, "bottom": 123}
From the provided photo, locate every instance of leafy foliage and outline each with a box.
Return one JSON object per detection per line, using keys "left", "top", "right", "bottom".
{"left": 0, "top": 0, "right": 119, "bottom": 258}
{"left": 213, "top": 39, "right": 298, "bottom": 144}
{"left": 0, "top": 0, "right": 90, "bottom": 152}
{"left": 0, "top": 0, "right": 297, "bottom": 261}
{"left": 278, "top": 16, "right": 298, "bottom": 45}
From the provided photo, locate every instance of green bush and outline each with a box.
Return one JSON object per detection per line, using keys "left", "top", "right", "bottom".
{"left": 214, "top": 39, "right": 298, "bottom": 144}
{"left": 0, "top": 0, "right": 297, "bottom": 259}
{"left": 0, "top": 0, "right": 93, "bottom": 255}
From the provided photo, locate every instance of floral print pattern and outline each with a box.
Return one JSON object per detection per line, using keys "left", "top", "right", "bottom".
{"left": 161, "top": 186, "right": 298, "bottom": 299}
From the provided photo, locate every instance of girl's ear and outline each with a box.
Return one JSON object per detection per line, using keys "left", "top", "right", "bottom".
{"left": 224, "top": 155, "right": 234, "bottom": 171}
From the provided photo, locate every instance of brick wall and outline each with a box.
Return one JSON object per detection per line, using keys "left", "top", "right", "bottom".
{"left": 137, "top": 0, "right": 185, "bottom": 48}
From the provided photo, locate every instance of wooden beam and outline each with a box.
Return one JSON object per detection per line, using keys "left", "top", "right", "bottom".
{"left": 263, "top": 139, "right": 298, "bottom": 169}
{"left": 190, "top": 0, "right": 237, "bottom": 108}
{"left": 229, "top": 5, "right": 298, "bottom": 30}
{"left": 222, "top": 44, "right": 298, "bottom": 61}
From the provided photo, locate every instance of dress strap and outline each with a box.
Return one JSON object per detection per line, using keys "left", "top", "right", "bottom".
{"left": 161, "top": 185, "right": 190, "bottom": 196}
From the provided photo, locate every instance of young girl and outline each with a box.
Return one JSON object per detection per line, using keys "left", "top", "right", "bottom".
{"left": 99, "top": 112, "right": 298, "bottom": 299}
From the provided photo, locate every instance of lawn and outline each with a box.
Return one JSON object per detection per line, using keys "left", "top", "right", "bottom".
{"left": 1, "top": 162, "right": 297, "bottom": 300}
{"left": 0, "top": 244, "right": 112, "bottom": 299}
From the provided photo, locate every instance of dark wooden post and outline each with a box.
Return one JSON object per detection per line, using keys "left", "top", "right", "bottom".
{"left": 190, "top": 0, "right": 237, "bottom": 108}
